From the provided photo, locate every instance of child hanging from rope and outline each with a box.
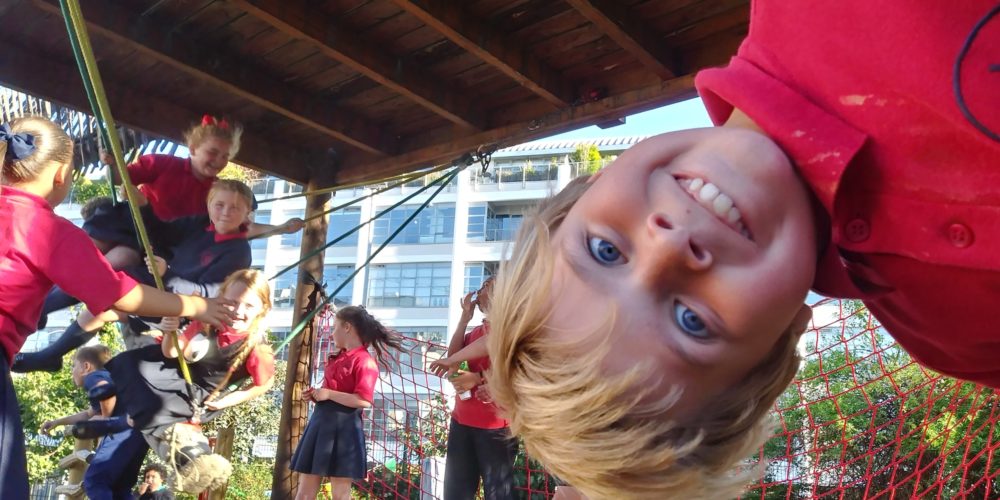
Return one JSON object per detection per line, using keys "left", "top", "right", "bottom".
{"left": 17, "top": 178, "right": 256, "bottom": 373}
{"left": 39, "top": 345, "right": 150, "bottom": 500}
{"left": 0, "top": 116, "right": 236, "bottom": 499}
{"left": 290, "top": 305, "right": 403, "bottom": 500}
{"left": 105, "top": 269, "right": 276, "bottom": 495}
{"left": 437, "top": 1, "right": 999, "bottom": 498}
{"left": 80, "top": 114, "right": 301, "bottom": 274}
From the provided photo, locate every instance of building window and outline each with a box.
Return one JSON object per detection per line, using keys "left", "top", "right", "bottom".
{"left": 391, "top": 327, "right": 448, "bottom": 374}
{"left": 367, "top": 263, "right": 451, "bottom": 307}
{"left": 280, "top": 209, "right": 305, "bottom": 247}
{"left": 371, "top": 204, "right": 455, "bottom": 245}
{"left": 487, "top": 214, "right": 523, "bottom": 241}
{"left": 273, "top": 273, "right": 297, "bottom": 308}
{"left": 326, "top": 207, "right": 361, "bottom": 246}
{"left": 463, "top": 262, "right": 498, "bottom": 293}
{"left": 466, "top": 204, "right": 489, "bottom": 242}
{"left": 250, "top": 210, "right": 271, "bottom": 250}
{"left": 467, "top": 204, "right": 529, "bottom": 242}
{"left": 283, "top": 181, "right": 304, "bottom": 194}
{"left": 250, "top": 178, "right": 278, "bottom": 195}
{"left": 323, "top": 265, "right": 356, "bottom": 307}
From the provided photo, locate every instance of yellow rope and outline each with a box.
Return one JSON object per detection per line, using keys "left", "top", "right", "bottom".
{"left": 61, "top": 0, "right": 193, "bottom": 386}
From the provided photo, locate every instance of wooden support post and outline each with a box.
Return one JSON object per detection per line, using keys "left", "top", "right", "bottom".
{"left": 271, "top": 176, "right": 332, "bottom": 499}
{"left": 206, "top": 426, "right": 235, "bottom": 500}
{"left": 57, "top": 437, "right": 96, "bottom": 498}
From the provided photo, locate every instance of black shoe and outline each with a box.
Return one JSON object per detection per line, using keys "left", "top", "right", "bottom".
{"left": 11, "top": 322, "right": 96, "bottom": 373}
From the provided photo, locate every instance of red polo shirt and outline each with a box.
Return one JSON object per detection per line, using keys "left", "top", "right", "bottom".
{"left": 696, "top": 1, "right": 1000, "bottom": 386}
{"left": 452, "top": 323, "right": 508, "bottom": 430}
{"left": 0, "top": 187, "right": 138, "bottom": 362}
{"left": 180, "top": 321, "right": 275, "bottom": 386}
{"left": 323, "top": 345, "right": 379, "bottom": 404}
{"left": 130, "top": 154, "right": 215, "bottom": 221}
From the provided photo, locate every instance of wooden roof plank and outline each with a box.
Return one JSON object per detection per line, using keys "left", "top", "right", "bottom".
{"left": 30, "top": 0, "right": 392, "bottom": 156}
{"left": 231, "top": 0, "right": 487, "bottom": 130}
{"left": 564, "top": 0, "right": 677, "bottom": 80}
{"left": 0, "top": 35, "right": 314, "bottom": 182}
{"left": 389, "top": 0, "right": 576, "bottom": 107}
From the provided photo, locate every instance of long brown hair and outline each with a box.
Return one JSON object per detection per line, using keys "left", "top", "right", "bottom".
{"left": 335, "top": 306, "right": 402, "bottom": 370}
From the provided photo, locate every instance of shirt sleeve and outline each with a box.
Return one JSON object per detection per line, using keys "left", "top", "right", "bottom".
{"left": 47, "top": 223, "right": 138, "bottom": 315}
{"left": 245, "top": 345, "right": 276, "bottom": 387}
{"left": 127, "top": 155, "right": 162, "bottom": 185}
{"left": 353, "top": 356, "right": 379, "bottom": 403}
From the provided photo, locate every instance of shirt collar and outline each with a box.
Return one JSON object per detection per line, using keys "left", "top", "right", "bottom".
{"left": 205, "top": 223, "right": 249, "bottom": 242}
{"left": 696, "top": 56, "right": 869, "bottom": 297}
{"left": 0, "top": 186, "right": 53, "bottom": 212}
{"left": 696, "top": 56, "right": 868, "bottom": 215}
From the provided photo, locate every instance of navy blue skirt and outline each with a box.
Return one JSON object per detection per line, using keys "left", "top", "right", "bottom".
{"left": 290, "top": 401, "right": 367, "bottom": 478}
{"left": 84, "top": 202, "right": 168, "bottom": 252}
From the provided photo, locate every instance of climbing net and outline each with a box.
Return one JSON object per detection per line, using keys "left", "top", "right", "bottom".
{"left": 310, "top": 298, "right": 1000, "bottom": 499}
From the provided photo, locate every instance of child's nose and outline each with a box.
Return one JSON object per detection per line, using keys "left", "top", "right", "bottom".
{"left": 639, "top": 212, "right": 713, "bottom": 280}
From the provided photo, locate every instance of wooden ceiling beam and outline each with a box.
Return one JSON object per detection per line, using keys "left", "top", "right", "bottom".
{"left": 31, "top": 0, "right": 391, "bottom": 157}
{"left": 0, "top": 36, "right": 316, "bottom": 182}
{"left": 389, "top": 0, "right": 575, "bottom": 108}
{"left": 336, "top": 75, "right": 696, "bottom": 184}
{"left": 230, "top": 0, "right": 487, "bottom": 130}
{"left": 564, "top": 0, "right": 677, "bottom": 80}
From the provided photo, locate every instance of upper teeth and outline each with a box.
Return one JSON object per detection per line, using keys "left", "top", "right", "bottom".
{"left": 678, "top": 177, "right": 752, "bottom": 240}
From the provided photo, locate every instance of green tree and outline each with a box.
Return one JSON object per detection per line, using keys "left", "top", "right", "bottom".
{"left": 569, "top": 144, "right": 603, "bottom": 175}
{"left": 70, "top": 174, "right": 113, "bottom": 206}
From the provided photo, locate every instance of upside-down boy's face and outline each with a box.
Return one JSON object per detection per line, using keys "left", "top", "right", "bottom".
{"left": 546, "top": 127, "right": 816, "bottom": 414}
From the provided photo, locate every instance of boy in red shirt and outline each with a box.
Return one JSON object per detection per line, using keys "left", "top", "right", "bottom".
{"left": 452, "top": 2, "right": 999, "bottom": 498}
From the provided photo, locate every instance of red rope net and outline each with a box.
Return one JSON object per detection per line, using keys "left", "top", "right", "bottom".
{"left": 312, "top": 299, "right": 1000, "bottom": 499}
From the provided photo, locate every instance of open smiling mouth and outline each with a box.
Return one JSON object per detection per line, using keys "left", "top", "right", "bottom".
{"left": 676, "top": 177, "right": 753, "bottom": 241}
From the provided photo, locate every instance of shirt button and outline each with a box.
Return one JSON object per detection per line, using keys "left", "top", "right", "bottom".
{"left": 844, "top": 218, "right": 870, "bottom": 242}
{"left": 947, "top": 223, "right": 974, "bottom": 248}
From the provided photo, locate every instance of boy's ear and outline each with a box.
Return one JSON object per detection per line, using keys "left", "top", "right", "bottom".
{"left": 788, "top": 304, "right": 813, "bottom": 338}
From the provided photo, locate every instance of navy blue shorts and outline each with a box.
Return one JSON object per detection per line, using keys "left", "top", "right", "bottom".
{"left": 0, "top": 350, "right": 29, "bottom": 499}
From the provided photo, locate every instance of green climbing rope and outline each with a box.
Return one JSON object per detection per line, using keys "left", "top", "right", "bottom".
{"left": 268, "top": 167, "right": 458, "bottom": 281}
{"left": 273, "top": 167, "right": 461, "bottom": 353}
{"left": 60, "top": 0, "right": 195, "bottom": 388}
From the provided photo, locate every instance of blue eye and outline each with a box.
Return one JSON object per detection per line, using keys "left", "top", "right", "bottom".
{"left": 587, "top": 236, "right": 625, "bottom": 265}
{"left": 674, "top": 303, "right": 710, "bottom": 339}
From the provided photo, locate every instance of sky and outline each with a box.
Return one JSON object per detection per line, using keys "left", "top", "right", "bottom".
{"left": 541, "top": 97, "right": 713, "bottom": 142}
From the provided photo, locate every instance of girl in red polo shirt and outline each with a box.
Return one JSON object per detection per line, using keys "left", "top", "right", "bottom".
{"left": 0, "top": 116, "right": 235, "bottom": 499}
{"left": 83, "top": 115, "right": 301, "bottom": 272}
{"left": 106, "top": 269, "right": 277, "bottom": 495}
{"left": 290, "top": 305, "right": 403, "bottom": 500}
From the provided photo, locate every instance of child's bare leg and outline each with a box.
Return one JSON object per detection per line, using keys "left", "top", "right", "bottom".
{"left": 294, "top": 474, "right": 323, "bottom": 500}
{"left": 329, "top": 478, "right": 352, "bottom": 500}
{"left": 12, "top": 309, "right": 118, "bottom": 373}
{"left": 103, "top": 245, "right": 140, "bottom": 270}
{"left": 90, "top": 237, "right": 114, "bottom": 254}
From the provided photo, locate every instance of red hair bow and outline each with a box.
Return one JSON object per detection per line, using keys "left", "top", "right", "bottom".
{"left": 201, "top": 114, "right": 229, "bottom": 130}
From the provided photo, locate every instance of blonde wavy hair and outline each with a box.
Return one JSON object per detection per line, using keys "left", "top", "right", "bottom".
{"left": 182, "top": 117, "right": 242, "bottom": 157}
{"left": 486, "top": 176, "right": 803, "bottom": 499}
